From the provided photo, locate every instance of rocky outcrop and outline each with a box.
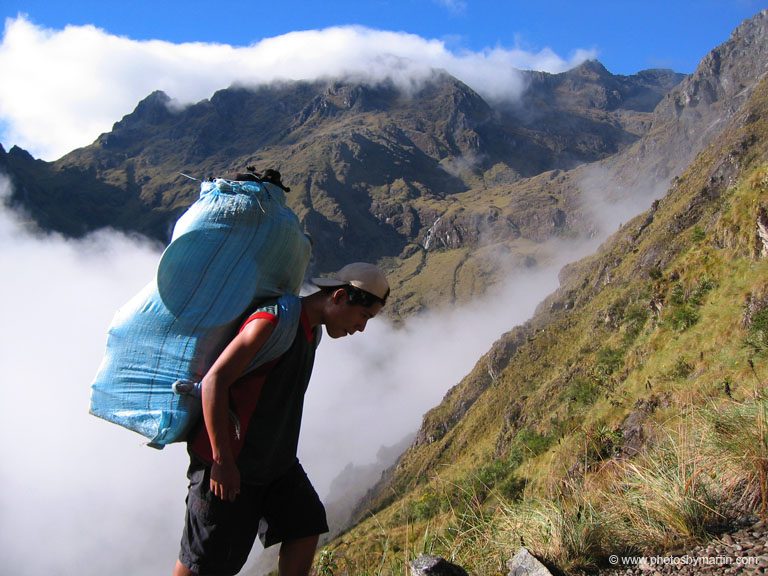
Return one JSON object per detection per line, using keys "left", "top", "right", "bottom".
{"left": 410, "top": 554, "right": 469, "bottom": 576}
{"left": 408, "top": 549, "right": 554, "bottom": 576}
{"left": 507, "top": 548, "right": 554, "bottom": 576}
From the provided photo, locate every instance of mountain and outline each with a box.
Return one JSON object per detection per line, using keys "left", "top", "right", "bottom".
{"left": 1, "top": 57, "right": 684, "bottom": 316}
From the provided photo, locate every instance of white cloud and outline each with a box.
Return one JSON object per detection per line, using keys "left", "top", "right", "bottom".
{"left": 0, "top": 15, "right": 593, "bottom": 161}
{"left": 0, "top": 175, "right": 188, "bottom": 574}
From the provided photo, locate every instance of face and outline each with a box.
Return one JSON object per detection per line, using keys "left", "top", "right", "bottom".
{"left": 325, "top": 289, "right": 383, "bottom": 338}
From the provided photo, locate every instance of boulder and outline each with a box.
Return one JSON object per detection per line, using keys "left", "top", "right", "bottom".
{"left": 410, "top": 554, "right": 469, "bottom": 576}
{"left": 506, "top": 548, "right": 552, "bottom": 576}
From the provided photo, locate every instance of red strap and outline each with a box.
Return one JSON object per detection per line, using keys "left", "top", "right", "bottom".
{"left": 239, "top": 311, "right": 278, "bottom": 333}
{"left": 300, "top": 305, "right": 313, "bottom": 343}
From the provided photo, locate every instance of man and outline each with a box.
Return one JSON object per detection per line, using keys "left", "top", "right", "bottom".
{"left": 173, "top": 262, "right": 390, "bottom": 576}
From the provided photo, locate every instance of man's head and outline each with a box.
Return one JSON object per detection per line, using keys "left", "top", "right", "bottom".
{"left": 312, "top": 263, "right": 389, "bottom": 338}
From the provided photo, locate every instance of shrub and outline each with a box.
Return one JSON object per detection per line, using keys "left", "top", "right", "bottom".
{"left": 689, "top": 276, "right": 716, "bottom": 306}
{"left": 746, "top": 308, "right": 768, "bottom": 354}
{"left": 315, "top": 547, "right": 339, "bottom": 576}
{"left": 668, "top": 356, "right": 695, "bottom": 379}
{"left": 584, "top": 424, "right": 622, "bottom": 462}
{"left": 595, "top": 346, "right": 624, "bottom": 377}
{"left": 510, "top": 428, "right": 556, "bottom": 462}
{"left": 668, "top": 305, "right": 700, "bottom": 331}
{"left": 566, "top": 376, "right": 600, "bottom": 407}
{"left": 622, "top": 302, "right": 650, "bottom": 343}
{"left": 702, "top": 397, "right": 768, "bottom": 515}
{"left": 666, "top": 276, "right": 716, "bottom": 331}
{"left": 410, "top": 490, "right": 441, "bottom": 521}
{"left": 669, "top": 282, "right": 686, "bottom": 306}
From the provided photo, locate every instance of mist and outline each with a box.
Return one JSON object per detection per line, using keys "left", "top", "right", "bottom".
{"left": 0, "top": 176, "right": 189, "bottom": 574}
{"left": 0, "top": 15, "right": 594, "bottom": 161}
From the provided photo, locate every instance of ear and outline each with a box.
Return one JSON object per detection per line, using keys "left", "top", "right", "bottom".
{"left": 331, "top": 287, "right": 347, "bottom": 304}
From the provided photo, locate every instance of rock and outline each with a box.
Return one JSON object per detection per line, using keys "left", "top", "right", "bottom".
{"left": 506, "top": 547, "right": 553, "bottom": 576}
{"left": 410, "top": 554, "right": 469, "bottom": 576}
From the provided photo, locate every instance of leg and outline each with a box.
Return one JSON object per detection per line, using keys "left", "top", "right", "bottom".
{"left": 178, "top": 459, "right": 260, "bottom": 576}
{"left": 173, "top": 559, "right": 197, "bottom": 576}
{"left": 278, "top": 535, "right": 319, "bottom": 576}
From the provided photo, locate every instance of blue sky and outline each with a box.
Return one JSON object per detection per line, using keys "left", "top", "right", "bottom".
{"left": 0, "top": 0, "right": 764, "bottom": 159}
{"left": 6, "top": 0, "right": 762, "bottom": 74}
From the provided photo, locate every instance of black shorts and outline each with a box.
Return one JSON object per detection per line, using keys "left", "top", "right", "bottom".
{"left": 178, "top": 456, "right": 328, "bottom": 576}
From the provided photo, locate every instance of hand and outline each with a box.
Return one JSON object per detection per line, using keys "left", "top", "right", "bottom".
{"left": 210, "top": 459, "right": 241, "bottom": 502}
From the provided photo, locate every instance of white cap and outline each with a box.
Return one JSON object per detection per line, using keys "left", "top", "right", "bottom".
{"left": 312, "top": 262, "right": 390, "bottom": 301}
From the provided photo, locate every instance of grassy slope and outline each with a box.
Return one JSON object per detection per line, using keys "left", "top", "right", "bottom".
{"left": 317, "top": 72, "right": 768, "bottom": 576}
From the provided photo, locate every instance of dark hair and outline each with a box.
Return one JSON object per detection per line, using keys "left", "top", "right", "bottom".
{"left": 322, "top": 284, "right": 388, "bottom": 308}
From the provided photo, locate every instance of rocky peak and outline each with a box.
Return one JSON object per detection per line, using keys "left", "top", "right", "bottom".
{"left": 112, "top": 90, "right": 173, "bottom": 130}
{"left": 569, "top": 58, "right": 612, "bottom": 80}
{"left": 519, "top": 58, "right": 684, "bottom": 114}
{"left": 657, "top": 10, "right": 768, "bottom": 119}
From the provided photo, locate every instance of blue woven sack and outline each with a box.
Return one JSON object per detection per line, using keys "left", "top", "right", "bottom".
{"left": 89, "top": 178, "right": 311, "bottom": 447}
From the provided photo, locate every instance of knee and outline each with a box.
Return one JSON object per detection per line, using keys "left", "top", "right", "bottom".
{"left": 278, "top": 535, "right": 319, "bottom": 576}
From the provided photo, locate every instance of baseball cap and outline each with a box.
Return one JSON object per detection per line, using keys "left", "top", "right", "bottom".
{"left": 312, "top": 262, "right": 390, "bottom": 302}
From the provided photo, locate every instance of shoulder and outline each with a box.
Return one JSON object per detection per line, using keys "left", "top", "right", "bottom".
{"left": 240, "top": 297, "right": 291, "bottom": 332}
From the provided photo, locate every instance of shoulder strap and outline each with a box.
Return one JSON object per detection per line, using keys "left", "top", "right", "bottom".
{"left": 240, "top": 294, "right": 302, "bottom": 376}
{"left": 172, "top": 295, "right": 303, "bottom": 398}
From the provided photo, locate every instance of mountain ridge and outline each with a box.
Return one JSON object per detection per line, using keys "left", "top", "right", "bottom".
{"left": 2, "top": 63, "right": 682, "bottom": 276}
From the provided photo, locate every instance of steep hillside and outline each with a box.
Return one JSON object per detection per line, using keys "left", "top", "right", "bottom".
{"left": 330, "top": 53, "right": 768, "bottom": 576}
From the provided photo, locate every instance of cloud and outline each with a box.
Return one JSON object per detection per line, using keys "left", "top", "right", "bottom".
{"left": 576, "top": 163, "right": 671, "bottom": 237}
{"left": 433, "top": 0, "right": 468, "bottom": 14}
{"left": 0, "top": 175, "right": 188, "bottom": 574}
{"left": 0, "top": 15, "right": 593, "bottom": 161}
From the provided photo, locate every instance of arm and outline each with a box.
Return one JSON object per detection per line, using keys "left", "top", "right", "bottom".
{"left": 201, "top": 317, "right": 275, "bottom": 501}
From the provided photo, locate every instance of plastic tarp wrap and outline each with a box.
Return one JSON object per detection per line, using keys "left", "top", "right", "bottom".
{"left": 89, "top": 179, "right": 311, "bottom": 447}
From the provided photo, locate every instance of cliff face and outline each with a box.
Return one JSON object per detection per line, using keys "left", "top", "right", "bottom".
{"left": 609, "top": 9, "right": 768, "bottom": 188}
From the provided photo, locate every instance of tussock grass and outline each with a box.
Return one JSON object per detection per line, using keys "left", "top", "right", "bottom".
{"left": 700, "top": 394, "right": 768, "bottom": 516}
{"left": 598, "top": 428, "right": 724, "bottom": 553}
{"left": 497, "top": 495, "right": 612, "bottom": 572}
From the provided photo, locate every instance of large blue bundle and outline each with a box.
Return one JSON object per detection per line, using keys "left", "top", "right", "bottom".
{"left": 89, "top": 178, "right": 311, "bottom": 447}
